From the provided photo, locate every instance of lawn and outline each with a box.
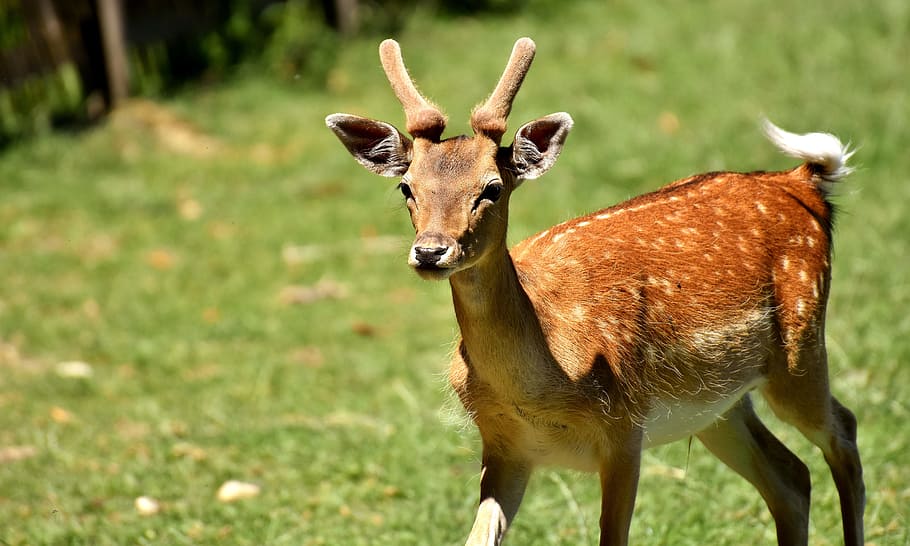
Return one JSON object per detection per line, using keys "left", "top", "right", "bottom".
{"left": 1, "top": 0, "right": 908, "bottom": 544}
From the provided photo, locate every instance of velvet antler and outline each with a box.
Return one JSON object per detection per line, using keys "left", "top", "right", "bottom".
{"left": 470, "top": 37, "right": 536, "bottom": 143}
{"left": 379, "top": 39, "right": 447, "bottom": 141}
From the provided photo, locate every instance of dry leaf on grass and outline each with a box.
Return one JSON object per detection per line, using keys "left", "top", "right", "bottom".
{"left": 289, "top": 346, "right": 325, "bottom": 368}
{"left": 657, "top": 111, "right": 681, "bottom": 135}
{"left": 177, "top": 197, "right": 204, "bottom": 221}
{"left": 146, "top": 248, "right": 177, "bottom": 270}
{"left": 217, "top": 480, "right": 261, "bottom": 502}
{"left": 50, "top": 406, "right": 75, "bottom": 424}
{"left": 643, "top": 463, "right": 686, "bottom": 480}
{"left": 135, "top": 496, "right": 161, "bottom": 515}
{"left": 0, "top": 445, "right": 38, "bottom": 464}
{"left": 170, "top": 442, "right": 208, "bottom": 461}
{"left": 55, "top": 361, "right": 94, "bottom": 378}
{"left": 278, "top": 280, "right": 347, "bottom": 305}
{"left": 350, "top": 321, "right": 378, "bottom": 337}
{"left": 282, "top": 236, "right": 402, "bottom": 266}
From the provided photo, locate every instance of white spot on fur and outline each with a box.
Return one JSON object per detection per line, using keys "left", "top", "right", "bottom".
{"left": 755, "top": 202, "right": 768, "bottom": 214}
{"left": 812, "top": 283, "right": 820, "bottom": 298}
{"left": 530, "top": 230, "right": 549, "bottom": 245}
{"left": 796, "top": 298, "right": 807, "bottom": 316}
{"left": 781, "top": 256, "right": 790, "bottom": 271}
{"left": 807, "top": 236, "right": 815, "bottom": 248}
{"left": 577, "top": 220, "right": 591, "bottom": 228}
{"left": 572, "top": 305, "right": 587, "bottom": 321}
{"left": 553, "top": 233, "right": 565, "bottom": 243}
{"left": 799, "top": 270, "right": 809, "bottom": 282}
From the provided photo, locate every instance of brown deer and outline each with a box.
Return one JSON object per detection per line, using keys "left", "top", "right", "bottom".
{"left": 325, "top": 38, "right": 864, "bottom": 546}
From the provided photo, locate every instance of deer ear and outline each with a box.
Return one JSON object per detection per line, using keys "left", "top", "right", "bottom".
{"left": 326, "top": 114, "right": 413, "bottom": 177}
{"left": 510, "top": 112, "right": 573, "bottom": 182}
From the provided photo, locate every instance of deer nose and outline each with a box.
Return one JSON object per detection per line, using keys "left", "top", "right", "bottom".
{"left": 413, "top": 245, "right": 450, "bottom": 266}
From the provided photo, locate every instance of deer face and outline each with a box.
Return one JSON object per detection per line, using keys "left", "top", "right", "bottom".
{"left": 326, "top": 113, "right": 571, "bottom": 280}
{"left": 326, "top": 39, "right": 572, "bottom": 280}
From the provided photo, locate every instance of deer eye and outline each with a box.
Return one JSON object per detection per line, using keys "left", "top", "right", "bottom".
{"left": 398, "top": 182, "right": 414, "bottom": 201}
{"left": 477, "top": 183, "right": 503, "bottom": 207}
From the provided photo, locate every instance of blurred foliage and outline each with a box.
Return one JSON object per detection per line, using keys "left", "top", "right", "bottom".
{"left": 0, "top": 1, "right": 26, "bottom": 50}
{"left": 257, "top": 1, "right": 341, "bottom": 86}
{"left": 0, "top": 0, "right": 531, "bottom": 145}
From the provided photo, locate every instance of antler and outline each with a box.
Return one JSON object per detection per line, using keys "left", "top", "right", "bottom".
{"left": 379, "top": 39, "right": 447, "bottom": 141}
{"left": 471, "top": 37, "right": 536, "bottom": 143}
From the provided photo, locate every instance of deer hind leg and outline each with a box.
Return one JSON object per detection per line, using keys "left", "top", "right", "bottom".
{"left": 761, "top": 340, "right": 865, "bottom": 546}
{"left": 697, "top": 394, "right": 811, "bottom": 546}
{"left": 465, "top": 451, "right": 531, "bottom": 546}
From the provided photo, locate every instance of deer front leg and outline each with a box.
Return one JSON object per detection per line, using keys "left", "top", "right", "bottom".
{"left": 465, "top": 451, "right": 531, "bottom": 546}
{"left": 598, "top": 432, "right": 643, "bottom": 546}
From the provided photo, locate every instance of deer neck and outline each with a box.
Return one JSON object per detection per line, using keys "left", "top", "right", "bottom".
{"left": 448, "top": 240, "right": 547, "bottom": 371}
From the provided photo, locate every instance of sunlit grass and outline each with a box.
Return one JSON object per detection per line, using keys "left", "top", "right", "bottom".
{"left": 1, "top": 0, "right": 908, "bottom": 544}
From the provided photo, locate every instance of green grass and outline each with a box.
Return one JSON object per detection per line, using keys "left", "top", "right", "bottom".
{"left": 1, "top": 0, "right": 908, "bottom": 544}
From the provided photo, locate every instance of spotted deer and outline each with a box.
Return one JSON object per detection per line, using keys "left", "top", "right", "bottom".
{"left": 325, "top": 38, "right": 864, "bottom": 546}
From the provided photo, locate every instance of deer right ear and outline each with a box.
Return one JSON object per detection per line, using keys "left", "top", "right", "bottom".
{"left": 325, "top": 114, "right": 413, "bottom": 177}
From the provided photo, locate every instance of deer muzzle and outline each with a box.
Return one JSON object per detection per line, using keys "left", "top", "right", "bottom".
{"left": 408, "top": 232, "right": 462, "bottom": 279}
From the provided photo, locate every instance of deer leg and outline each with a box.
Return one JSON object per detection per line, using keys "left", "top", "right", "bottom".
{"left": 762, "top": 336, "right": 865, "bottom": 546}
{"left": 464, "top": 451, "right": 531, "bottom": 546}
{"left": 598, "top": 433, "right": 642, "bottom": 546}
{"left": 697, "top": 394, "right": 811, "bottom": 546}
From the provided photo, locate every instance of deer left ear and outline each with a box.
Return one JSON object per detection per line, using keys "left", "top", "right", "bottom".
{"left": 510, "top": 112, "right": 573, "bottom": 182}
{"left": 326, "top": 113, "right": 413, "bottom": 177}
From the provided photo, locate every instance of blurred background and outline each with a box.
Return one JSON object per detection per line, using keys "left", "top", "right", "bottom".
{"left": 1, "top": 0, "right": 908, "bottom": 545}
{"left": 0, "top": 0, "right": 442, "bottom": 143}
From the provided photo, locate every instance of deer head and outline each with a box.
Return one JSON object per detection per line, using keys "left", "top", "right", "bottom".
{"left": 326, "top": 38, "right": 573, "bottom": 280}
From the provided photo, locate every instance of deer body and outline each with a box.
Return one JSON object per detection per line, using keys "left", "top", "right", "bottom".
{"left": 326, "top": 38, "right": 864, "bottom": 546}
{"left": 449, "top": 167, "right": 831, "bottom": 470}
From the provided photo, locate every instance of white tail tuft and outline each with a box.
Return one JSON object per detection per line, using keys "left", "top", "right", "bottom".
{"left": 762, "top": 119, "right": 854, "bottom": 184}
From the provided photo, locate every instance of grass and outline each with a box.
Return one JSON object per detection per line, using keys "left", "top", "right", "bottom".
{"left": 1, "top": 0, "right": 908, "bottom": 544}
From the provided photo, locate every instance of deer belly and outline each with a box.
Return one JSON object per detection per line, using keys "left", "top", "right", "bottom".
{"left": 641, "top": 378, "right": 766, "bottom": 448}
{"left": 509, "top": 405, "right": 606, "bottom": 472}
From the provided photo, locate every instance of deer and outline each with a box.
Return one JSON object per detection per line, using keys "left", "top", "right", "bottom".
{"left": 325, "top": 37, "right": 864, "bottom": 546}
